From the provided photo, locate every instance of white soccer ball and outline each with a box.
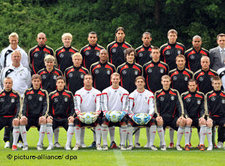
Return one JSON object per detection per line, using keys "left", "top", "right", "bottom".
{"left": 79, "top": 112, "right": 97, "bottom": 124}
{"left": 109, "top": 111, "right": 121, "bottom": 123}
{"left": 132, "top": 113, "right": 150, "bottom": 125}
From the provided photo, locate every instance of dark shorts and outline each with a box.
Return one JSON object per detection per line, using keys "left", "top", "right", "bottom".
{"left": 0, "top": 117, "right": 14, "bottom": 130}
{"left": 26, "top": 116, "right": 40, "bottom": 131}
{"left": 191, "top": 117, "right": 199, "bottom": 128}
{"left": 211, "top": 117, "right": 225, "bottom": 127}
{"left": 127, "top": 116, "right": 155, "bottom": 127}
{"left": 74, "top": 116, "right": 102, "bottom": 127}
{"left": 102, "top": 115, "right": 127, "bottom": 127}
{"left": 161, "top": 116, "right": 179, "bottom": 131}
{"left": 53, "top": 118, "right": 69, "bottom": 130}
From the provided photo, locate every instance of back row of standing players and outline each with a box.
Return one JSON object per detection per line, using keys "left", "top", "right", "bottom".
{"left": 0, "top": 27, "right": 225, "bottom": 149}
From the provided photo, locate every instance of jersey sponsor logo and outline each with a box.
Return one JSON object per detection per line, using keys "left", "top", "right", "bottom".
{"left": 211, "top": 96, "right": 216, "bottom": 101}
{"left": 177, "top": 50, "right": 181, "bottom": 54}
{"left": 42, "top": 75, "right": 46, "bottom": 80}
{"left": 197, "top": 99, "right": 201, "bottom": 105}
{"left": 39, "top": 96, "right": 43, "bottom": 101}
{"left": 34, "top": 53, "right": 39, "bottom": 58}
{"left": 96, "top": 51, "right": 100, "bottom": 56}
{"left": 184, "top": 76, "right": 189, "bottom": 81}
{"left": 64, "top": 97, "right": 68, "bottom": 102}
{"left": 53, "top": 75, "right": 57, "bottom": 80}
{"left": 95, "top": 69, "right": 99, "bottom": 74}
{"left": 160, "top": 68, "right": 164, "bottom": 74}
{"left": 54, "top": 98, "right": 58, "bottom": 103}
{"left": 134, "top": 70, "right": 139, "bottom": 76}
{"left": 59, "top": 53, "right": 64, "bottom": 58}
{"left": 69, "top": 73, "right": 73, "bottom": 78}
{"left": 199, "top": 76, "right": 204, "bottom": 82}
{"left": 186, "top": 98, "right": 191, "bottom": 103}
{"left": 0, "top": 98, "right": 4, "bottom": 102}
{"left": 173, "top": 76, "right": 177, "bottom": 81}
{"left": 190, "top": 55, "right": 195, "bottom": 60}
{"left": 171, "top": 96, "right": 175, "bottom": 100}
{"left": 122, "top": 70, "right": 127, "bottom": 75}
{"left": 165, "top": 50, "right": 170, "bottom": 55}
{"left": 138, "top": 52, "right": 143, "bottom": 57}
{"left": 11, "top": 98, "right": 15, "bottom": 103}
{"left": 80, "top": 73, "right": 84, "bottom": 79}
{"left": 85, "top": 51, "right": 90, "bottom": 56}
{"left": 106, "top": 69, "right": 111, "bottom": 75}
{"left": 159, "top": 96, "right": 164, "bottom": 101}
{"left": 222, "top": 99, "right": 225, "bottom": 104}
{"left": 28, "top": 95, "right": 32, "bottom": 100}
{"left": 112, "top": 48, "right": 117, "bottom": 53}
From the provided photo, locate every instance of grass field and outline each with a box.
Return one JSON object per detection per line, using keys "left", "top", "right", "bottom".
{"left": 0, "top": 128, "right": 224, "bottom": 166}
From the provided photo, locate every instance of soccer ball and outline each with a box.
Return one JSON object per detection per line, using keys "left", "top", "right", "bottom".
{"left": 132, "top": 113, "right": 151, "bottom": 125}
{"left": 109, "top": 111, "right": 122, "bottom": 123}
{"left": 79, "top": 112, "right": 97, "bottom": 124}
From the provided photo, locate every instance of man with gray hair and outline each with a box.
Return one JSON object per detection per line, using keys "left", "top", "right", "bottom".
{"left": 0, "top": 32, "right": 29, "bottom": 70}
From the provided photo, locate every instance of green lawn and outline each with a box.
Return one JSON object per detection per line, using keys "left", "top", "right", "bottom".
{"left": 0, "top": 128, "right": 224, "bottom": 166}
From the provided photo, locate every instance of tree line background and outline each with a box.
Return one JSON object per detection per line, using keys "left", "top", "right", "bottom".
{"left": 0, "top": 0, "right": 224, "bottom": 52}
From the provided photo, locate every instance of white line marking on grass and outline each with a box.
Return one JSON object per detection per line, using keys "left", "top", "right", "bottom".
{"left": 113, "top": 150, "right": 127, "bottom": 166}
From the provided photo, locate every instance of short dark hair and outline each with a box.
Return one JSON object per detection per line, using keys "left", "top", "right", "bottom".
{"left": 115, "top": 27, "right": 125, "bottom": 34}
{"left": 88, "top": 31, "right": 97, "bottom": 37}
{"left": 188, "top": 79, "right": 197, "bottom": 85}
{"left": 212, "top": 76, "right": 221, "bottom": 82}
{"left": 32, "top": 74, "right": 42, "bottom": 81}
{"left": 135, "top": 76, "right": 145, "bottom": 82}
{"left": 217, "top": 33, "right": 225, "bottom": 40}
{"left": 56, "top": 76, "right": 66, "bottom": 83}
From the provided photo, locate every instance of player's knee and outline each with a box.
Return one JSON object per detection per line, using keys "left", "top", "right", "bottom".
{"left": 206, "top": 120, "right": 213, "bottom": 128}
{"left": 121, "top": 122, "right": 127, "bottom": 126}
{"left": 20, "top": 117, "right": 27, "bottom": 125}
{"left": 39, "top": 116, "right": 46, "bottom": 124}
{"left": 157, "top": 119, "right": 163, "bottom": 126}
{"left": 47, "top": 116, "right": 53, "bottom": 124}
{"left": 186, "top": 118, "right": 192, "bottom": 126}
{"left": 12, "top": 118, "right": 20, "bottom": 126}
{"left": 102, "top": 122, "right": 108, "bottom": 127}
{"left": 199, "top": 118, "right": 206, "bottom": 126}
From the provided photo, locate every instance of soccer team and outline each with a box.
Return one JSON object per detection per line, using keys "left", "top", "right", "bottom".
{"left": 0, "top": 27, "right": 225, "bottom": 151}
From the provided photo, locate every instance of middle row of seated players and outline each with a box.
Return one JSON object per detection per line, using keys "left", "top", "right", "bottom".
{"left": 4, "top": 72, "right": 225, "bottom": 151}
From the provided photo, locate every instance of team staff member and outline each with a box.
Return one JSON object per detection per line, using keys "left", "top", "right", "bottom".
{"left": 185, "top": 35, "right": 209, "bottom": 72}
{"left": 38, "top": 55, "right": 63, "bottom": 93}
{"left": 169, "top": 55, "right": 193, "bottom": 95}
{"left": 80, "top": 31, "right": 104, "bottom": 70}
{"left": 16, "top": 74, "right": 49, "bottom": 151}
{"left": 117, "top": 48, "right": 142, "bottom": 93}
{"left": 155, "top": 75, "right": 189, "bottom": 151}
{"left": 0, "top": 32, "right": 29, "bottom": 70}
{"left": 28, "top": 32, "right": 54, "bottom": 74}
{"left": 181, "top": 79, "right": 210, "bottom": 151}
{"left": 107, "top": 27, "right": 132, "bottom": 68}
{"left": 55, "top": 33, "right": 78, "bottom": 73}
{"left": 0, "top": 77, "right": 21, "bottom": 151}
{"left": 65, "top": 53, "right": 89, "bottom": 95}
{"left": 205, "top": 76, "right": 225, "bottom": 150}
{"left": 47, "top": 76, "right": 75, "bottom": 150}
{"left": 194, "top": 56, "right": 218, "bottom": 94}
{"left": 160, "top": 29, "right": 185, "bottom": 70}
{"left": 135, "top": 32, "right": 153, "bottom": 66}
{"left": 143, "top": 46, "right": 169, "bottom": 93}
{"left": 90, "top": 49, "right": 116, "bottom": 91}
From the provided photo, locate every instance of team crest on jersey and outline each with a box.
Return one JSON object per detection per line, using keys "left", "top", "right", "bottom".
{"left": 0, "top": 98, "right": 4, "bottom": 102}
{"left": 11, "top": 98, "right": 15, "bottom": 103}
{"left": 211, "top": 96, "right": 216, "bottom": 101}
{"left": 160, "top": 68, "right": 164, "bottom": 74}
{"left": 53, "top": 75, "right": 57, "bottom": 80}
{"left": 197, "top": 100, "right": 201, "bottom": 105}
{"left": 54, "top": 98, "right": 58, "bottom": 103}
{"left": 80, "top": 74, "right": 84, "bottom": 79}
{"left": 34, "top": 53, "right": 39, "bottom": 58}
{"left": 177, "top": 50, "right": 181, "bottom": 54}
{"left": 106, "top": 69, "right": 111, "bottom": 75}
{"left": 190, "top": 55, "right": 195, "bottom": 60}
{"left": 112, "top": 48, "right": 117, "bottom": 53}
{"left": 159, "top": 96, "right": 164, "bottom": 101}
{"left": 148, "top": 68, "right": 152, "bottom": 73}
{"left": 96, "top": 51, "right": 100, "bottom": 56}
{"left": 139, "top": 53, "right": 143, "bottom": 57}
{"left": 122, "top": 70, "right": 127, "bottom": 75}
{"left": 171, "top": 96, "right": 175, "bottom": 100}
{"left": 134, "top": 70, "right": 139, "bottom": 76}
{"left": 42, "top": 75, "right": 46, "bottom": 80}
{"left": 28, "top": 95, "right": 32, "bottom": 100}
{"left": 60, "top": 53, "right": 64, "bottom": 58}
{"left": 186, "top": 98, "right": 191, "bottom": 103}
{"left": 173, "top": 76, "right": 177, "bottom": 81}
{"left": 64, "top": 97, "right": 68, "bottom": 102}
{"left": 69, "top": 73, "right": 73, "bottom": 78}
{"left": 165, "top": 50, "right": 170, "bottom": 55}
{"left": 39, "top": 96, "right": 43, "bottom": 101}
{"left": 222, "top": 99, "right": 225, "bottom": 104}
{"left": 184, "top": 76, "right": 189, "bottom": 81}
{"left": 199, "top": 77, "right": 204, "bottom": 82}
{"left": 85, "top": 51, "right": 90, "bottom": 56}
{"left": 95, "top": 69, "right": 99, "bottom": 74}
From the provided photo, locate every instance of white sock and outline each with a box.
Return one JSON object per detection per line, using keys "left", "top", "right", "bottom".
{"left": 93, "top": 127, "right": 96, "bottom": 142}
{"left": 189, "top": 128, "right": 192, "bottom": 144}
{"left": 149, "top": 125, "right": 156, "bottom": 146}
{"left": 199, "top": 125, "right": 206, "bottom": 145}
{"left": 120, "top": 126, "right": 127, "bottom": 146}
{"left": 146, "top": 127, "right": 150, "bottom": 146}
{"left": 206, "top": 127, "right": 212, "bottom": 146}
{"left": 81, "top": 127, "right": 85, "bottom": 145}
{"left": 109, "top": 127, "right": 115, "bottom": 143}
{"left": 37, "top": 124, "right": 46, "bottom": 146}
{"left": 169, "top": 128, "right": 174, "bottom": 144}
{"left": 157, "top": 126, "right": 166, "bottom": 146}
{"left": 127, "top": 125, "right": 133, "bottom": 146}
{"left": 134, "top": 127, "right": 140, "bottom": 144}
{"left": 176, "top": 127, "right": 184, "bottom": 146}
{"left": 54, "top": 127, "right": 59, "bottom": 144}
{"left": 46, "top": 123, "right": 53, "bottom": 146}
{"left": 184, "top": 126, "right": 191, "bottom": 145}
{"left": 20, "top": 125, "right": 28, "bottom": 146}
{"left": 66, "top": 124, "right": 74, "bottom": 147}
{"left": 95, "top": 126, "right": 101, "bottom": 145}
{"left": 101, "top": 125, "right": 108, "bottom": 146}
{"left": 75, "top": 126, "right": 81, "bottom": 145}
{"left": 12, "top": 126, "right": 20, "bottom": 146}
